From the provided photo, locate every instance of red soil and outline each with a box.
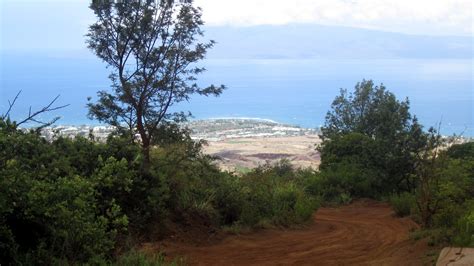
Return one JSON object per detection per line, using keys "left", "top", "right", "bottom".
{"left": 146, "top": 200, "right": 430, "bottom": 265}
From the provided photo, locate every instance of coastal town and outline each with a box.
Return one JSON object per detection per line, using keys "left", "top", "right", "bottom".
{"left": 38, "top": 118, "right": 320, "bottom": 142}
{"left": 36, "top": 118, "right": 471, "bottom": 172}
{"left": 36, "top": 119, "right": 321, "bottom": 171}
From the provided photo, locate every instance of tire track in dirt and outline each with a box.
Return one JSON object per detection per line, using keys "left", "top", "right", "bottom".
{"left": 150, "top": 200, "right": 429, "bottom": 265}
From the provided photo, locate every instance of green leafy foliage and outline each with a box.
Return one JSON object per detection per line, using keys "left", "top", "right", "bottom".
{"left": 86, "top": 1, "right": 225, "bottom": 162}
{"left": 319, "top": 133, "right": 382, "bottom": 199}
{"left": 320, "top": 80, "right": 428, "bottom": 196}
{"left": 319, "top": 80, "right": 473, "bottom": 248}
{"left": 454, "top": 201, "right": 474, "bottom": 246}
{"left": 445, "top": 142, "right": 474, "bottom": 159}
{"left": 0, "top": 118, "right": 321, "bottom": 264}
{"left": 114, "top": 249, "right": 183, "bottom": 266}
{"left": 423, "top": 153, "right": 474, "bottom": 246}
{"left": 389, "top": 192, "right": 416, "bottom": 217}
{"left": 237, "top": 161, "right": 320, "bottom": 227}
{"left": 0, "top": 120, "right": 131, "bottom": 264}
{"left": 402, "top": 143, "right": 474, "bottom": 246}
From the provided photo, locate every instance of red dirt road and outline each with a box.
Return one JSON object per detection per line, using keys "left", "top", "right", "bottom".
{"left": 152, "top": 200, "right": 430, "bottom": 265}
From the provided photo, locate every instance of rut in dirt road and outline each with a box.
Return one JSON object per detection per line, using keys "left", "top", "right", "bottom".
{"left": 152, "top": 200, "right": 431, "bottom": 265}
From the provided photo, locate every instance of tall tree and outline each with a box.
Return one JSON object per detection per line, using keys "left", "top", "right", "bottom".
{"left": 321, "top": 80, "right": 413, "bottom": 140}
{"left": 86, "top": 0, "right": 224, "bottom": 163}
{"left": 320, "top": 80, "right": 428, "bottom": 193}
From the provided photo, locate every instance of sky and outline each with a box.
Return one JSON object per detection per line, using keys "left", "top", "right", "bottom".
{"left": 0, "top": 0, "right": 472, "bottom": 54}
{"left": 195, "top": 0, "right": 473, "bottom": 36}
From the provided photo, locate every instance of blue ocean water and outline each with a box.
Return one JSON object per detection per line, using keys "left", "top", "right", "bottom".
{"left": 1, "top": 54, "right": 472, "bottom": 136}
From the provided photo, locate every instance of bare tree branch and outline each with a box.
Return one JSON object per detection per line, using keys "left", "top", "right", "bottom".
{"left": 15, "top": 95, "right": 69, "bottom": 127}
{"left": 2, "top": 90, "right": 22, "bottom": 120}
{"left": 2, "top": 91, "right": 69, "bottom": 129}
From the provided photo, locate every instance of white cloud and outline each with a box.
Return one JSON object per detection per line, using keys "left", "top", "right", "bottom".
{"left": 194, "top": 0, "right": 473, "bottom": 36}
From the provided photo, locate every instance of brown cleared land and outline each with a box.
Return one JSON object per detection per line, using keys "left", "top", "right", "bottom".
{"left": 146, "top": 200, "right": 432, "bottom": 265}
{"left": 203, "top": 135, "right": 322, "bottom": 171}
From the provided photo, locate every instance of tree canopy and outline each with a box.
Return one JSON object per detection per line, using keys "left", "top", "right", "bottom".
{"left": 320, "top": 80, "right": 428, "bottom": 193}
{"left": 86, "top": 0, "right": 225, "bottom": 161}
{"left": 321, "top": 79, "right": 416, "bottom": 140}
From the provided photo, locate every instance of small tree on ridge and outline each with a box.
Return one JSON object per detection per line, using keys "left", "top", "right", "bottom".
{"left": 86, "top": 0, "right": 224, "bottom": 164}
{"left": 320, "top": 79, "right": 428, "bottom": 193}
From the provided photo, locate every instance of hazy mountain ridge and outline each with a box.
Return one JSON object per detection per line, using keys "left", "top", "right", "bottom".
{"left": 2, "top": 23, "right": 470, "bottom": 60}
{"left": 204, "top": 24, "right": 473, "bottom": 60}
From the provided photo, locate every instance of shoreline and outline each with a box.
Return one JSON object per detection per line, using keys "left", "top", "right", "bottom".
{"left": 36, "top": 118, "right": 321, "bottom": 142}
{"left": 30, "top": 117, "right": 473, "bottom": 143}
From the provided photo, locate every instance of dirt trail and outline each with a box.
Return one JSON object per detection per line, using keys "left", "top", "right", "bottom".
{"left": 151, "top": 200, "right": 430, "bottom": 265}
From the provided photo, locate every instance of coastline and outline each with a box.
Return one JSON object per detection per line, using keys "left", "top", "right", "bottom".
{"left": 37, "top": 118, "right": 323, "bottom": 171}
{"left": 34, "top": 118, "right": 472, "bottom": 172}
{"left": 36, "top": 118, "right": 321, "bottom": 142}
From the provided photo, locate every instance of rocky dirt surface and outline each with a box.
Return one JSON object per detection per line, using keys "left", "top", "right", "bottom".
{"left": 145, "top": 200, "right": 434, "bottom": 265}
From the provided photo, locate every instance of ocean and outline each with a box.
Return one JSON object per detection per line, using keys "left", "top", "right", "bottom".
{"left": 1, "top": 54, "right": 472, "bottom": 136}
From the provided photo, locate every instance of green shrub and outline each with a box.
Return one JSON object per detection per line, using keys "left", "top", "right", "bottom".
{"left": 0, "top": 166, "right": 127, "bottom": 264}
{"left": 445, "top": 142, "right": 474, "bottom": 160}
{"left": 239, "top": 181, "right": 273, "bottom": 226}
{"left": 0, "top": 122, "right": 131, "bottom": 264}
{"left": 410, "top": 155, "right": 474, "bottom": 246}
{"left": 389, "top": 192, "right": 416, "bottom": 217}
{"left": 114, "top": 249, "right": 183, "bottom": 266}
{"left": 0, "top": 119, "right": 323, "bottom": 264}
{"left": 454, "top": 206, "right": 474, "bottom": 247}
{"left": 212, "top": 175, "right": 245, "bottom": 225}
{"left": 272, "top": 183, "right": 300, "bottom": 225}
{"left": 318, "top": 133, "right": 388, "bottom": 199}
{"left": 336, "top": 192, "right": 353, "bottom": 205}
{"left": 238, "top": 163, "right": 320, "bottom": 227}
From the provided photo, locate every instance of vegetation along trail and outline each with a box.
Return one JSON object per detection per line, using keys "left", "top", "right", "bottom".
{"left": 150, "top": 200, "right": 430, "bottom": 265}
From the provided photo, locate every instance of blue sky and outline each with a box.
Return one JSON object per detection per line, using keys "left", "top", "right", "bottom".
{"left": 1, "top": 1, "right": 92, "bottom": 53}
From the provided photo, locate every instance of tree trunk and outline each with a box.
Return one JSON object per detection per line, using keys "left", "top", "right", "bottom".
{"left": 136, "top": 107, "right": 151, "bottom": 170}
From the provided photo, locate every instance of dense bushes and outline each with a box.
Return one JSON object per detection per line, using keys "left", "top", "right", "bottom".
{"left": 454, "top": 201, "right": 474, "bottom": 246}
{"left": 113, "top": 249, "right": 180, "bottom": 266}
{"left": 389, "top": 192, "right": 416, "bottom": 217}
{"left": 237, "top": 162, "right": 319, "bottom": 227}
{"left": 0, "top": 119, "right": 319, "bottom": 264}
{"left": 386, "top": 143, "right": 474, "bottom": 247}
{"left": 318, "top": 80, "right": 473, "bottom": 248}
{"left": 157, "top": 157, "right": 320, "bottom": 229}
{"left": 318, "top": 133, "right": 382, "bottom": 199}
{"left": 0, "top": 120, "right": 131, "bottom": 264}
{"left": 320, "top": 80, "right": 428, "bottom": 197}
{"left": 417, "top": 149, "right": 474, "bottom": 246}
{"left": 445, "top": 142, "right": 474, "bottom": 159}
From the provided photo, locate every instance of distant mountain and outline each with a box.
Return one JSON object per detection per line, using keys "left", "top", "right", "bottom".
{"left": 203, "top": 24, "right": 473, "bottom": 60}
{"left": 3, "top": 23, "right": 470, "bottom": 61}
